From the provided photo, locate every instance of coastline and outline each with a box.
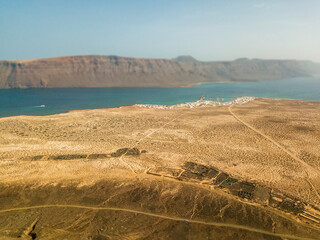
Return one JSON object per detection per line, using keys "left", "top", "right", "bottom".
{"left": 2, "top": 96, "right": 320, "bottom": 120}
{"left": 0, "top": 78, "right": 258, "bottom": 90}
{"left": 0, "top": 96, "right": 254, "bottom": 120}
{"left": 1, "top": 76, "right": 319, "bottom": 118}
{"left": 135, "top": 96, "right": 255, "bottom": 109}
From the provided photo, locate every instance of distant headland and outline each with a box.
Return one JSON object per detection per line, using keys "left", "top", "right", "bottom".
{"left": 0, "top": 55, "right": 320, "bottom": 89}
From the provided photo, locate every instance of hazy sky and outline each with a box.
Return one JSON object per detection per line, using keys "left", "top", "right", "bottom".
{"left": 1, "top": 0, "right": 320, "bottom": 61}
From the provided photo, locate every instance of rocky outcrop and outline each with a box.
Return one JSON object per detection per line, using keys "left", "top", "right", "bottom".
{"left": 0, "top": 55, "right": 319, "bottom": 88}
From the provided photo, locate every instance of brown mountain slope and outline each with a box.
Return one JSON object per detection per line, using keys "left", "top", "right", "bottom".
{"left": 0, "top": 55, "right": 319, "bottom": 88}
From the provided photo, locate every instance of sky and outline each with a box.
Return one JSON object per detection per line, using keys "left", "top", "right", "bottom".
{"left": 0, "top": 0, "right": 320, "bottom": 62}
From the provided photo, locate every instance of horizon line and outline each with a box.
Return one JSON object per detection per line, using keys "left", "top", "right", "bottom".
{"left": 0, "top": 54, "right": 317, "bottom": 63}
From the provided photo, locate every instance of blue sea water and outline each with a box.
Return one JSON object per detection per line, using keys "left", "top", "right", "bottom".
{"left": 0, "top": 76, "right": 319, "bottom": 118}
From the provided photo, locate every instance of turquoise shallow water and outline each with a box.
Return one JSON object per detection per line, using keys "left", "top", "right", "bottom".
{"left": 0, "top": 76, "right": 320, "bottom": 118}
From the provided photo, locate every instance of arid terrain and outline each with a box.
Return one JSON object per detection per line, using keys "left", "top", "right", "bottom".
{"left": 1, "top": 98, "right": 320, "bottom": 239}
{"left": 1, "top": 55, "right": 320, "bottom": 88}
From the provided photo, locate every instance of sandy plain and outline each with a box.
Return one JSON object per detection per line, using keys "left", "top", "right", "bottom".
{"left": 0, "top": 98, "right": 320, "bottom": 240}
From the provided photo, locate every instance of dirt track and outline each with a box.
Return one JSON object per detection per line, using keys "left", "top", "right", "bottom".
{"left": 228, "top": 105, "right": 320, "bottom": 203}
{"left": 0, "top": 204, "right": 316, "bottom": 240}
{"left": 1, "top": 98, "right": 320, "bottom": 239}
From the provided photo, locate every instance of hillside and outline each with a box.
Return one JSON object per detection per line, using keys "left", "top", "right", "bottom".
{"left": 0, "top": 55, "right": 319, "bottom": 88}
{"left": 1, "top": 98, "right": 320, "bottom": 239}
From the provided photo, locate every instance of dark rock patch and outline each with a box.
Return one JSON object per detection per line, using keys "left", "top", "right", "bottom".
{"left": 49, "top": 154, "right": 87, "bottom": 160}
{"left": 182, "top": 162, "right": 219, "bottom": 179}
{"left": 180, "top": 171, "right": 204, "bottom": 181}
{"left": 213, "top": 173, "right": 229, "bottom": 185}
{"left": 239, "top": 181, "right": 255, "bottom": 192}
{"left": 31, "top": 155, "right": 43, "bottom": 161}
{"left": 238, "top": 191, "right": 253, "bottom": 200}
{"left": 111, "top": 148, "right": 140, "bottom": 157}
{"left": 280, "top": 200, "right": 305, "bottom": 214}
{"left": 88, "top": 154, "right": 108, "bottom": 159}
{"left": 220, "top": 177, "right": 238, "bottom": 188}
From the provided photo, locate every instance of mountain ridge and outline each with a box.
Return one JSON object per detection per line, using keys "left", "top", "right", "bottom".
{"left": 1, "top": 55, "right": 320, "bottom": 89}
{"left": 172, "top": 55, "right": 200, "bottom": 63}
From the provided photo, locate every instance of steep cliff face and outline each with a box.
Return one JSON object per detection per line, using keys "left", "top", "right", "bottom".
{"left": 0, "top": 55, "right": 319, "bottom": 88}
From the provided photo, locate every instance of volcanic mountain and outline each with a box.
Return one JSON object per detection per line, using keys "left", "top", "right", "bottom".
{"left": 0, "top": 55, "right": 319, "bottom": 88}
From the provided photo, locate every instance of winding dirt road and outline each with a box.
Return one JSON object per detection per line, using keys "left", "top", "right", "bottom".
{"left": 0, "top": 204, "right": 316, "bottom": 240}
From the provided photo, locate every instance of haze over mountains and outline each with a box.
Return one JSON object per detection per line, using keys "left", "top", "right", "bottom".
{"left": 0, "top": 55, "right": 320, "bottom": 89}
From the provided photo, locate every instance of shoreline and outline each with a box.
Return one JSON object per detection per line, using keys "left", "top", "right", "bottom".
{"left": 1, "top": 75, "right": 316, "bottom": 90}
{"left": 135, "top": 96, "right": 255, "bottom": 109}
{"left": 0, "top": 79, "right": 257, "bottom": 90}
{"left": 2, "top": 97, "right": 320, "bottom": 119}
{"left": 0, "top": 96, "right": 254, "bottom": 120}
{"left": 1, "top": 76, "right": 319, "bottom": 118}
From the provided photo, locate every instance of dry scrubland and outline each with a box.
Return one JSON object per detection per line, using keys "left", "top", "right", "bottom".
{"left": 0, "top": 98, "right": 320, "bottom": 239}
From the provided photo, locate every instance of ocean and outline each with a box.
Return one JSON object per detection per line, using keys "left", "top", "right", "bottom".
{"left": 0, "top": 76, "right": 320, "bottom": 118}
